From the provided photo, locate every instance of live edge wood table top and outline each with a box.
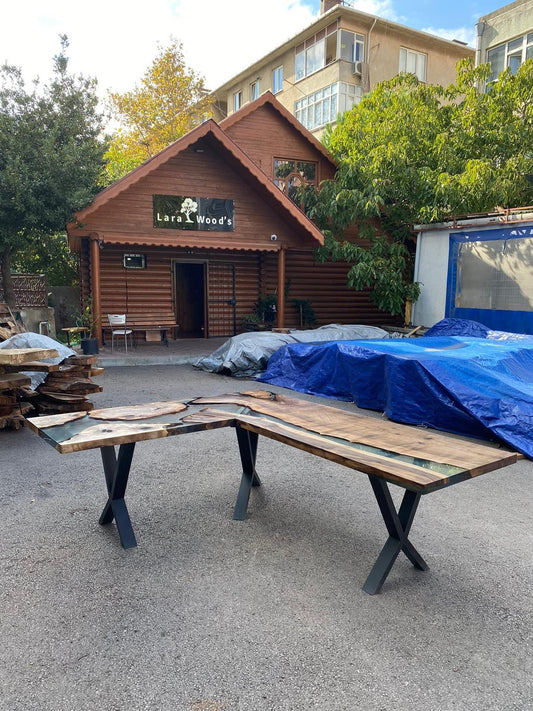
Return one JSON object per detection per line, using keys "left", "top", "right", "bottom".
{"left": 26, "top": 390, "right": 518, "bottom": 595}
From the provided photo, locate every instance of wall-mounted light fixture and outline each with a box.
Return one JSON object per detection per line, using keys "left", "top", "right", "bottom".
{"left": 270, "top": 234, "right": 278, "bottom": 241}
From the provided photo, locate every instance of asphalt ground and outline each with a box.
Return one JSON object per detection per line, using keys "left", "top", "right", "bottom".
{"left": 1, "top": 364, "right": 531, "bottom": 711}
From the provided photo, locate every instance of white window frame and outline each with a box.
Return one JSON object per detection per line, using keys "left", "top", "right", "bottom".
{"left": 399, "top": 47, "right": 427, "bottom": 82}
{"left": 233, "top": 90, "right": 243, "bottom": 112}
{"left": 338, "top": 30, "right": 365, "bottom": 63}
{"left": 295, "top": 23, "right": 366, "bottom": 82}
{"left": 295, "top": 82, "right": 362, "bottom": 131}
{"left": 273, "top": 65, "right": 283, "bottom": 94}
{"left": 487, "top": 33, "right": 533, "bottom": 81}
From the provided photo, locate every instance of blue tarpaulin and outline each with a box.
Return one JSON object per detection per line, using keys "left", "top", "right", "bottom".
{"left": 259, "top": 333, "right": 533, "bottom": 458}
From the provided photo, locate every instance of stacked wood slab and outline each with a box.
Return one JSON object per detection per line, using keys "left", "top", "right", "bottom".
{"left": 0, "top": 302, "right": 22, "bottom": 341}
{"left": 0, "top": 354, "right": 103, "bottom": 429}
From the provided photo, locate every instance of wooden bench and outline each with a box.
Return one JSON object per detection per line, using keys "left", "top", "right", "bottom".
{"left": 26, "top": 390, "right": 518, "bottom": 595}
{"left": 102, "top": 315, "right": 179, "bottom": 347}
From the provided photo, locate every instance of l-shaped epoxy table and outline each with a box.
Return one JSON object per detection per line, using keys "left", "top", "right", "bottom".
{"left": 26, "top": 390, "right": 518, "bottom": 594}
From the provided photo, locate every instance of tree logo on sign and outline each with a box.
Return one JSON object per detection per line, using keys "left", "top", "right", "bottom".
{"left": 180, "top": 198, "right": 198, "bottom": 223}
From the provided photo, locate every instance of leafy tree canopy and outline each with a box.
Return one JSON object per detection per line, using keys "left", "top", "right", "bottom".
{"left": 0, "top": 36, "right": 106, "bottom": 306}
{"left": 12, "top": 233, "right": 78, "bottom": 287}
{"left": 103, "top": 37, "right": 213, "bottom": 182}
{"left": 307, "top": 59, "right": 533, "bottom": 315}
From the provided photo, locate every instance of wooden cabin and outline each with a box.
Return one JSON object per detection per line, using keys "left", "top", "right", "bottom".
{"left": 67, "top": 92, "right": 397, "bottom": 343}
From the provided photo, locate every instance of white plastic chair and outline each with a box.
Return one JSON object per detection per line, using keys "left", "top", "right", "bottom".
{"left": 108, "top": 314, "right": 133, "bottom": 352}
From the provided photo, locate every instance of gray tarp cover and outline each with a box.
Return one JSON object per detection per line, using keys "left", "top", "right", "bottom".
{"left": 194, "top": 324, "right": 393, "bottom": 377}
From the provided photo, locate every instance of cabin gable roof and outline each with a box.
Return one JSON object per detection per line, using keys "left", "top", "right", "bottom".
{"left": 220, "top": 91, "right": 336, "bottom": 167}
{"left": 68, "top": 118, "right": 324, "bottom": 248}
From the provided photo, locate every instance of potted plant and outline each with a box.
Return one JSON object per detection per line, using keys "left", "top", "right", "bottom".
{"left": 241, "top": 312, "right": 264, "bottom": 332}
{"left": 77, "top": 296, "right": 99, "bottom": 355}
{"left": 241, "top": 294, "right": 278, "bottom": 332}
{"left": 292, "top": 298, "right": 317, "bottom": 329}
{"left": 254, "top": 294, "right": 277, "bottom": 327}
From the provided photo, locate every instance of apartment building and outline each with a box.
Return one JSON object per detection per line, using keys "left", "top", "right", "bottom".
{"left": 211, "top": 0, "right": 474, "bottom": 136}
{"left": 476, "top": 0, "right": 533, "bottom": 79}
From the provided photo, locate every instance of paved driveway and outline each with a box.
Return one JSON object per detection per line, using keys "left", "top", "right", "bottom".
{"left": 1, "top": 365, "right": 531, "bottom": 711}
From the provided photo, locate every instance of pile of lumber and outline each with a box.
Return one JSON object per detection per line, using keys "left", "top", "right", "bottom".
{"left": 0, "top": 353, "right": 104, "bottom": 429}
{"left": 0, "top": 302, "right": 23, "bottom": 341}
{"left": 0, "top": 372, "right": 34, "bottom": 430}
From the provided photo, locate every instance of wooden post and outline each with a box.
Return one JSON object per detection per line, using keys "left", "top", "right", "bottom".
{"left": 90, "top": 235, "right": 102, "bottom": 346}
{"left": 277, "top": 247, "right": 286, "bottom": 329}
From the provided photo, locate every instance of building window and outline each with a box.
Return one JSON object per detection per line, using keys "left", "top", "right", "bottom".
{"left": 487, "top": 33, "right": 533, "bottom": 82}
{"left": 233, "top": 91, "right": 242, "bottom": 112}
{"left": 123, "top": 254, "right": 146, "bottom": 269}
{"left": 295, "top": 82, "right": 362, "bottom": 131}
{"left": 295, "top": 21, "right": 365, "bottom": 81}
{"left": 274, "top": 159, "right": 317, "bottom": 204}
{"left": 339, "top": 29, "right": 364, "bottom": 63}
{"left": 399, "top": 47, "right": 427, "bottom": 81}
{"left": 273, "top": 65, "right": 283, "bottom": 94}
{"left": 251, "top": 80, "right": 260, "bottom": 101}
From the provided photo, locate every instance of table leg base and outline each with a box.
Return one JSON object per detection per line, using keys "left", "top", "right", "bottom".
{"left": 233, "top": 426, "right": 261, "bottom": 521}
{"left": 362, "top": 476, "right": 428, "bottom": 594}
{"left": 99, "top": 443, "right": 137, "bottom": 548}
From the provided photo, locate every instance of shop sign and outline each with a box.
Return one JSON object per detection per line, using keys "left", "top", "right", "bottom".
{"left": 153, "top": 194, "right": 234, "bottom": 231}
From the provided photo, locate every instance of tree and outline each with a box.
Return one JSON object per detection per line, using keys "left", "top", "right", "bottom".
{"left": 0, "top": 36, "right": 106, "bottom": 309}
{"left": 104, "top": 38, "right": 213, "bottom": 182}
{"left": 307, "top": 59, "right": 533, "bottom": 316}
{"left": 12, "top": 233, "right": 78, "bottom": 287}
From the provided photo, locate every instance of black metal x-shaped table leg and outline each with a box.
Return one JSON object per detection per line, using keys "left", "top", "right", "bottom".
{"left": 363, "top": 475, "right": 428, "bottom": 594}
{"left": 233, "top": 426, "right": 262, "bottom": 521}
{"left": 99, "top": 443, "right": 137, "bottom": 549}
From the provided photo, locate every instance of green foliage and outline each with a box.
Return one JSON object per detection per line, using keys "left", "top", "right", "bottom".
{"left": 0, "top": 36, "right": 106, "bottom": 306}
{"left": 254, "top": 294, "right": 277, "bottom": 324}
{"left": 309, "top": 59, "right": 533, "bottom": 316}
{"left": 292, "top": 298, "right": 317, "bottom": 328}
{"left": 74, "top": 295, "right": 98, "bottom": 338}
{"left": 242, "top": 293, "right": 278, "bottom": 331}
{"left": 12, "top": 233, "right": 78, "bottom": 286}
{"left": 103, "top": 37, "right": 213, "bottom": 183}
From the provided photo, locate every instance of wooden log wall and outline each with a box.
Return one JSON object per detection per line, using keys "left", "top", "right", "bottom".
{"left": 260, "top": 250, "right": 401, "bottom": 329}
{"left": 98, "top": 246, "right": 262, "bottom": 338}
{"left": 94, "top": 244, "right": 400, "bottom": 338}
{"left": 222, "top": 104, "right": 337, "bottom": 185}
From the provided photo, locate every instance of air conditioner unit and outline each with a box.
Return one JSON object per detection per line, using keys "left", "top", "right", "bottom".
{"left": 352, "top": 61, "right": 363, "bottom": 76}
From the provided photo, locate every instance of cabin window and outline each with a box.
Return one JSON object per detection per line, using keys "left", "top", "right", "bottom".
{"left": 273, "top": 65, "right": 283, "bottom": 94}
{"left": 274, "top": 159, "right": 317, "bottom": 204}
{"left": 399, "top": 47, "right": 427, "bottom": 82}
{"left": 123, "top": 254, "right": 146, "bottom": 269}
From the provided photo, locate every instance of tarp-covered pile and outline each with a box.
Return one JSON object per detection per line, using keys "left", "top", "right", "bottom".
{"left": 195, "top": 324, "right": 394, "bottom": 377}
{"left": 258, "top": 319, "right": 533, "bottom": 458}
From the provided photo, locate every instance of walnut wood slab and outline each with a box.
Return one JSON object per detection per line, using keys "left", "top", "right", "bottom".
{"left": 192, "top": 391, "right": 517, "bottom": 493}
{"left": 0, "top": 348, "right": 59, "bottom": 364}
{"left": 27, "top": 390, "right": 518, "bottom": 492}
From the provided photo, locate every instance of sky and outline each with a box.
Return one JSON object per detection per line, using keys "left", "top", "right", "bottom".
{"left": 1, "top": 0, "right": 503, "bottom": 99}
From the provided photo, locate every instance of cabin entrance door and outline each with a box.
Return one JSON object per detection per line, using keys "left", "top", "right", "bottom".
{"left": 174, "top": 261, "right": 206, "bottom": 338}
